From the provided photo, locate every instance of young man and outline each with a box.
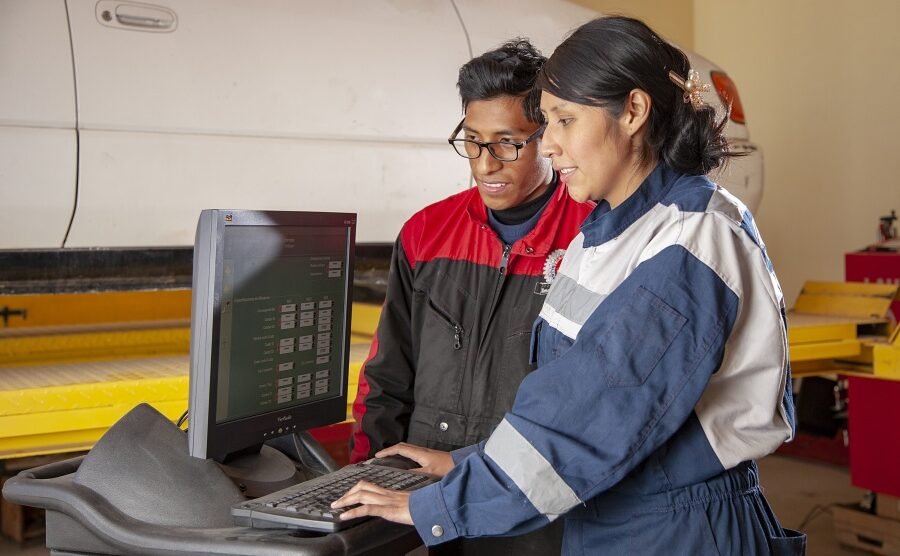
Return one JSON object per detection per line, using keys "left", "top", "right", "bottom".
{"left": 349, "top": 40, "right": 593, "bottom": 553}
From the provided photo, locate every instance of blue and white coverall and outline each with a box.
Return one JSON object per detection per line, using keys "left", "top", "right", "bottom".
{"left": 408, "top": 162, "right": 807, "bottom": 555}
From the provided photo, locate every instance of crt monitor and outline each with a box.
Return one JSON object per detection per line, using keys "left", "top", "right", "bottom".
{"left": 188, "top": 209, "right": 356, "bottom": 462}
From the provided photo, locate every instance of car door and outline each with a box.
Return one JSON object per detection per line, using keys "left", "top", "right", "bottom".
{"left": 0, "top": 0, "right": 78, "bottom": 248}
{"left": 63, "top": 0, "right": 471, "bottom": 247}
{"left": 454, "top": 0, "right": 596, "bottom": 60}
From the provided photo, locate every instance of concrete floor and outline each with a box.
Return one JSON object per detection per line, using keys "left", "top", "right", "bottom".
{"left": 0, "top": 455, "right": 878, "bottom": 555}
{"left": 757, "top": 455, "right": 871, "bottom": 556}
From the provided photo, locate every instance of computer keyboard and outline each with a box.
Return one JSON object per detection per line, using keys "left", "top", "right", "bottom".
{"left": 231, "top": 462, "right": 437, "bottom": 532}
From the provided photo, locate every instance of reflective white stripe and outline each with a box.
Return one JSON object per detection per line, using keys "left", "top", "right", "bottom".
{"left": 538, "top": 304, "right": 581, "bottom": 340}
{"left": 675, "top": 207, "right": 792, "bottom": 467}
{"left": 541, "top": 186, "right": 792, "bottom": 469}
{"left": 706, "top": 186, "right": 745, "bottom": 223}
{"left": 484, "top": 419, "right": 581, "bottom": 520}
{"left": 542, "top": 274, "right": 607, "bottom": 330}
{"left": 626, "top": 193, "right": 793, "bottom": 468}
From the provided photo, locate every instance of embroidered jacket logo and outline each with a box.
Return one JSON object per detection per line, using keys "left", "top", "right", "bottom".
{"left": 535, "top": 249, "right": 566, "bottom": 295}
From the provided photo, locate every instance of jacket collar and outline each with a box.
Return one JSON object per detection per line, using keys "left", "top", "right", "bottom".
{"left": 581, "top": 162, "right": 679, "bottom": 247}
{"left": 466, "top": 172, "right": 577, "bottom": 257}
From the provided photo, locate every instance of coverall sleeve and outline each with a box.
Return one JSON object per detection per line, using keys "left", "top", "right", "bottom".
{"left": 450, "top": 444, "right": 481, "bottom": 465}
{"left": 349, "top": 235, "right": 417, "bottom": 462}
{"left": 408, "top": 244, "right": 758, "bottom": 544}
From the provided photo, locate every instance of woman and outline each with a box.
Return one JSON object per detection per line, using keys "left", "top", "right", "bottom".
{"left": 334, "top": 16, "right": 806, "bottom": 555}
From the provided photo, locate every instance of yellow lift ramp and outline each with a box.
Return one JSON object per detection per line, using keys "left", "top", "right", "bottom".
{"left": 788, "top": 281, "right": 899, "bottom": 379}
{"left": 0, "top": 290, "right": 381, "bottom": 460}
{"left": 4, "top": 280, "right": 898, "bottom": 461}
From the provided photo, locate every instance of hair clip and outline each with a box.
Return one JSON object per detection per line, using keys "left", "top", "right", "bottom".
{"left": 668, "top": 69, "right": 710, "bottom": 110}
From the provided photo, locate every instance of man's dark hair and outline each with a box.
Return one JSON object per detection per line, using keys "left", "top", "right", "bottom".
{"left": 457, "top": 38, "right": 546, "bottom": 124}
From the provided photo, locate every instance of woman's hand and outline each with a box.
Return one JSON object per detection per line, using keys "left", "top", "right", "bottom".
{"left": 331, "top": 443, "right": 454, "bottom": 525}
{"left": 377, "top": 443, "right": 454, "bottom": 477}
{"left": 331, "top": 480, "right": 413, "bottom": 524}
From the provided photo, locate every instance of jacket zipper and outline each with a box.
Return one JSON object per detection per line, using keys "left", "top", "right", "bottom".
{"left": 498, "top": 243, "right": 512, "bottom": 278}
{"left": 428, "top": 299, "right": 464, "bottom": 350}
{"left": 474, "top": 242, "right": 513, "bottom": 353}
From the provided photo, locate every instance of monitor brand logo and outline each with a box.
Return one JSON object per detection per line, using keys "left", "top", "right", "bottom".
{"left": 277, "top": 415, "right": 292, "bottom": 423}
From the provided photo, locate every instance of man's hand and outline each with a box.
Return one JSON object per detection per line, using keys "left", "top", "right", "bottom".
{"left": 331, "top": 480, "right": 413, "bottom": 524}
{"left": 377, "top": 443, "right": 454, "bottom": 477}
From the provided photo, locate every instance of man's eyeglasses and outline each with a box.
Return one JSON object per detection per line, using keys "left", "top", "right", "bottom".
{"left": 448, "top": 119, "right": 545, "bottom": 162}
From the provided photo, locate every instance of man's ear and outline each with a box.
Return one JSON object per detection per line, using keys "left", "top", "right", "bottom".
{"left": 620, "top": 89, "right": 652, "bottom": 137}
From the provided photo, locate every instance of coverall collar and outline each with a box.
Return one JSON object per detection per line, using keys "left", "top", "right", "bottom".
{"left": 580, "top": 162, "right": 679, "bottom": 248}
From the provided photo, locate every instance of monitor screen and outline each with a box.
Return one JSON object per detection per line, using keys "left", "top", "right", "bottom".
{"left": 188, "top": 209, "right": 356, "bottom": 461}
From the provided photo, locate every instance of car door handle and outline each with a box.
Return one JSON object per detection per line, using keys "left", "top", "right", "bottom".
{"left": 96, "top": 2, "right": 177, "bottom": 32}
{"left": 117, "top": 13, "right": 172, "bottom": 29}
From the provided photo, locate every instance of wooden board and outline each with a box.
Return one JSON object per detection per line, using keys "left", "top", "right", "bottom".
{"left": 833, "top": 504, "right": 900, "bottom": 555}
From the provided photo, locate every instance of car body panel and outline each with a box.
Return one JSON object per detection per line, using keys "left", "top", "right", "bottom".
{"left": 1, "top": 0, "right": 764, "bottom": 249}
{"left": 0, "top": 0, "right": 77, "bottom": 248}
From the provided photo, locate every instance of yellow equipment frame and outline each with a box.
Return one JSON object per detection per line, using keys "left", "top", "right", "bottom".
{"left": 5, "top": 279, "right": 892, "bottom": 461}
{"left": 0, "top": 291, "right": 381, "bottom": 460}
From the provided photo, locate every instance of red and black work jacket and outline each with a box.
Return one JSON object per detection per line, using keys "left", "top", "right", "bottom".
{"left": 349, "top": 182, "right": 593, "bottom": 462}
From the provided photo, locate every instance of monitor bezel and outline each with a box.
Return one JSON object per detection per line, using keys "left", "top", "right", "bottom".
{"left": 189, "top": 209, "right": 356, "bottom": 462}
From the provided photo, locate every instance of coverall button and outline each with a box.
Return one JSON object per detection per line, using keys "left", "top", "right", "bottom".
{"left": 431, "top": 525, "right": 444, "bottom": 537}
{"left": 438, "top": 422, "right": 449, "bottom": 432}
{"left": 525, "top": 246, "right": 534, "bottom": 254}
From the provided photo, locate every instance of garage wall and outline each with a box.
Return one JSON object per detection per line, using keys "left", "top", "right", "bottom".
{"left": 695, "top": 0, "right": 900, "bottom": 304}
{"left": 571, "top": 0, "right": 694, "bottom": 48}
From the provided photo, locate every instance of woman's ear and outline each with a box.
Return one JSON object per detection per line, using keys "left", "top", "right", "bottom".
{"left": 620, "top": 89, "right": 652, "bottom": 137}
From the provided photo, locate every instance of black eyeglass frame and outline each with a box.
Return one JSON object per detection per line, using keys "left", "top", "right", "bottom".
{"left": 447, "top": 119, "right": 546, "bottom": 162}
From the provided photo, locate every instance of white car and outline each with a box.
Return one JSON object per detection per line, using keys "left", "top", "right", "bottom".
{"left": 688, "top": 53, "right": 762, "bottom": 212}
{"left": 0, "top": 0, "right": 761, "bottom": 251}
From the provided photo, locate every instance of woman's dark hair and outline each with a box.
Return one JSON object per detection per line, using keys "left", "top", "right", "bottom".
{"left": 457, "top": 38, "right": 546, "bottom": 124}
{"left": 537, "top": 16, "right": 733, "bottom": 175}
